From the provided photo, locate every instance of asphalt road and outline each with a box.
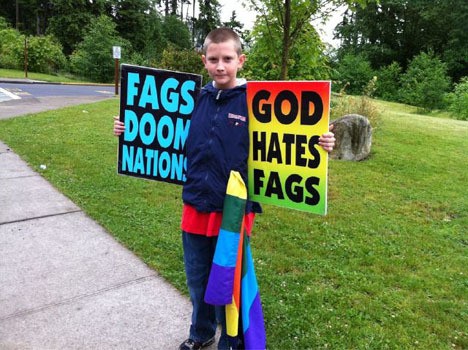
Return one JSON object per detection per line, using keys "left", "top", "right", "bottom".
{"left": 0, "top": 80, "right": 118, "bottom": 119}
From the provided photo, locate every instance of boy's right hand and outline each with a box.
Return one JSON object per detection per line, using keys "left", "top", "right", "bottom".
{"left": 113, "top": 116, "right": 125, "bottom": 136}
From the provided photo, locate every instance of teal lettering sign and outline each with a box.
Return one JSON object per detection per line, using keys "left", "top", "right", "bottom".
{"left": 118, "top": 64, "right": 202, "bottom": 184}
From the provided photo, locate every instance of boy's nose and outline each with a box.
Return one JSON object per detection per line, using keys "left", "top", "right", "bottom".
{"left": 216, "top": 63, "right": 225, "bottom": 71}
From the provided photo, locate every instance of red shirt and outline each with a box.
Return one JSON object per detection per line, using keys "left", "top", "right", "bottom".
{"left": 181, "top": 204, "right": 255, "bottom": 237}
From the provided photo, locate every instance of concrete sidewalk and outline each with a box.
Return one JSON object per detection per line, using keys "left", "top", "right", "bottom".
{"left": 0, "top": 79, "right": 219, "bottom": 349}
{"left": 0, "top": 141, "right": 203, "bottom": 349}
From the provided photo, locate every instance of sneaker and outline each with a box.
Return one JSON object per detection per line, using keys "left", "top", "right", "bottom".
{"left": 179, "top": 337, "right": 215, "bottom": 350}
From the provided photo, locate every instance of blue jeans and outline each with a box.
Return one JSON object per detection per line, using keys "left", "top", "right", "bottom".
{"left": 182, "top": 231, "right": 235, "bottom": 350}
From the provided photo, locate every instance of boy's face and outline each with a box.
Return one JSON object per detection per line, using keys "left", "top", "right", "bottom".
{"left": 202, "top": 39, "right": 246, "bottom": 90}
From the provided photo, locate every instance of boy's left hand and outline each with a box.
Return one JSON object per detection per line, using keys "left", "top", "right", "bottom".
{"left": 318, "top": 124, "right": 336, "bottom": 153}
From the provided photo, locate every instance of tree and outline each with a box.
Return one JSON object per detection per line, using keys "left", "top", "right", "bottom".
{"left": 446, "top": 77, "right": 468, "bottom": 121}
{"left": 162, "top": 15, "right": 192, "bottom": 49}
{"left": 47, "top": 0, "right": 111, "bottom": 55}
{"left": 374, "top": 61, "right": 402, "bottom": 101}
{"left": 0, "top": 0, "right": 15, "bottom": 28}
{"left": 193, "top": 0, "right": 221, "bottom": 47}
{"left": 245, "top": 0, "right": 368, "bottom": 80}
{"left": 26, "top": 34, "right": 67, "bottom": 73}
{"left": 179, "top": 0, "right": 191, "bottom": 20}
{"left": 156, "top": 0, "right": 190, "bottom": 18}
{"left": 0, "top": 0, "right": 52, "bottom": 34}
{"left": 113, "top": 0, "right": 154, "bottom": 53}
{"left": 0, "top": 25, "right": 66, "bottom": 73}
{"left": 171, "top": 0, "right": 177, "bottom": 14}
{"left": 0, "top": 26, "right": 23, "bottom": 69}
{"left": 335, "top": 0, "right": 468, "bottom": 82}
{"left": 0, "top": 16, "right": 8, "bottom": 29}
{"left": 141, "top": 11, "right": 166, "bottom": 60}
{"left": 159, "top": 45, "right": 206, "bottom": 79}
{"left": 399, "top": 52, "right": 451, "bottom": 111}
{"left": 222, "top": 10, "right": 243, "bottom": 36}
{"left": 70, "top": 15, "right": 130, "bottom": 82}
{"left": 333, "top": 53, "right": 374, "bottom": 94}
{"left": 155, "top": 0, "right": 168, "bottom": 16}
{"left": 156, "top": 0, "right": 171, "bottom": 16}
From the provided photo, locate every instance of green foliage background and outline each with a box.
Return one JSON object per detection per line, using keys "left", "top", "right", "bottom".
{"left": 70, "top": 15, "right": 131, "bottom": 83}
{"left": 399, "top": 52, "right": 451, "bottom": 111}
{"left": 1, "top": 0, "right": 466, "bottom": 112}
{"left": 446, "top": 77, "right": 468, "bottom": 121}
{"left": 0, "top": 28, "right": 66, "bottom": 74}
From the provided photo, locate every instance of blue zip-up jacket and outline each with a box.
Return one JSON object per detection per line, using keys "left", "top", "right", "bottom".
{"left": 182, "top": 81, "right": 261, "bottom": 214}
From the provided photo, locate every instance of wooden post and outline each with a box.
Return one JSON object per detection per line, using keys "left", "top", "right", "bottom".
{"left": 114, "top": 58, "right": 119, "bottom": 96}
{"left": 24, "top": 36, "right": 28, "bottom": 78}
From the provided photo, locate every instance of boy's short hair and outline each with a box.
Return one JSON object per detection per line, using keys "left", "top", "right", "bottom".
{"left": 203, "top": 27, "right": 242, "bottom": 56}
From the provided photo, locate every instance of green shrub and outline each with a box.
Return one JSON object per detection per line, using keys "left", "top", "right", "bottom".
{"left": 0, "top": 16, "right": 8, "bottom": 30}
{"left": 375, "top": 62, "right": 402, "bottom": 101}
{"left": 26, "top": 35, "right": 67, "bottom": 74}
{"left": 126, "top": 52, "right": 147, "bottom": 67}
{"left": 0, "top": 28, "right": 23, "bottom": 70}
{"left": 140, "top": 13, "right": 166, "bottom": 63}
{"left": 399, "top": 52, "right": 451, "bottom": 111}
{"left": 331, "top": 77, "right": 380, "bottom": 127}
{"left": 0, "top": 26, "right": 66, "bottom": 74}
{"left": 70, "top": 15, "right": 130, "bottom": 83}
{"left": 333, "top": 53, "right": 375, "bottom": 95}
{"left": 158, "top": 46, "right": 208, "bottom": 82}
{"left": 162, "top": 15, "right": 192, "bottom": 50}
{"left": 446, "top": 77, "right": 468, "bottom": 120}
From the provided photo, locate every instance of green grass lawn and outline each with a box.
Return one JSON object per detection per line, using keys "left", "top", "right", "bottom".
{"left": 0, "top": 68, "right": 100, "bottom": 84}
{"left": 0, "top": 98, "right": 466, "bottom": 349}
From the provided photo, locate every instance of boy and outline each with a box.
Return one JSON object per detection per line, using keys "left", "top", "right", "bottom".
{"left": 114, "top": 28, "right": 335, "bottom": 350}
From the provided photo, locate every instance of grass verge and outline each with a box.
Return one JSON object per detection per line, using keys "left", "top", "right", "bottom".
{"left": 0, "top": 99, "right": 466, "bottom": 349}
{"left": 0, "top": 68, "right": 95, "bottom": 84}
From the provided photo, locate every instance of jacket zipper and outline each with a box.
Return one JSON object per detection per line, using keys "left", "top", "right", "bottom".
{"left": 204, "top": 94, "right": 221, "bottom": 184}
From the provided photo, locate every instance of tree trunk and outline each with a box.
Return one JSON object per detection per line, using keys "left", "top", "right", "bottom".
{"left": 16, "top": 0, "right": 19, "bottom": 29}
{"left": 280, "top": 0, "right": 291, "bottom": 80}
{"left": 192, "top": 0, "right": 196, "bottom": 44}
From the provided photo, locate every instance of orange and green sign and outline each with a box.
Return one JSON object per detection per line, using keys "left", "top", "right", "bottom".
{"left": 247, "top": 81, "right": 331, "bottom": 215}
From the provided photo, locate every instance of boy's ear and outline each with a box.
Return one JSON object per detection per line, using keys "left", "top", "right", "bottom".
{"left": 238, "top": 54, "right": 246, "bottom": 68}
{"left": 201, "top": 55, "right": 207, "bottom": 66}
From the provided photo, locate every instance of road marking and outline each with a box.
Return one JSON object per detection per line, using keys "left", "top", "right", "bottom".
{"left": 0, "top": 87, "right": 21, "bottom": 102}
{"left": 95, "top": 90, "right": 115, "bottom": 95}
{"left": 6, "top": 88, "right": 31, "bottom": 96}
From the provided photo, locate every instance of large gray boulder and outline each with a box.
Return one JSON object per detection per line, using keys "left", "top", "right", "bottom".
{"left": 330, "top": 114, "right": 372, "bottom": 161}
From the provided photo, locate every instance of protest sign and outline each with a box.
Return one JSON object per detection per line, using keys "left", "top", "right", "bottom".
{"left": 117, "top": 64, "right": 202, "bottom": 185}
{"left": 247, "top": 81, "right": 331, "bottom": 215}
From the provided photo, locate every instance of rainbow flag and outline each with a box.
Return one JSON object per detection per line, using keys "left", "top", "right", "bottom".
{"left": 240, "top": 229, "right": 266, "bottom": 349}
{"left": 204, "top": 171, "right": 245, "bottom": 305}
{"left": 204, "top": 171, "right": 266, "bottom": 349}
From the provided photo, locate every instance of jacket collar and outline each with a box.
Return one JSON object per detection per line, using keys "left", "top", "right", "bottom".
{"left": 203, "top": 79, "right": 247, "bottom": 101}
{"left": 212, "top": 78, "right": 247, "bottom": 89}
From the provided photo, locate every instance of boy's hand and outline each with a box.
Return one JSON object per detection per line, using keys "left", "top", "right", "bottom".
{"left": 113, "top": 116, "right": 125, "bottom": 136}
{"left": 318, "top": 124, "right": 336, "bottom": 153}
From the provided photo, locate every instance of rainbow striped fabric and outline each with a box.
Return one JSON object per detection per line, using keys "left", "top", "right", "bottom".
{"left": 204, "top": 171, "right": 266, "bottom": 349}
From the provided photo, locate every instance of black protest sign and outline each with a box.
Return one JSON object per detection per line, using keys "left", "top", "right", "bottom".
{"left": 117, "top": 64, "right": 202, "bottom": 185}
